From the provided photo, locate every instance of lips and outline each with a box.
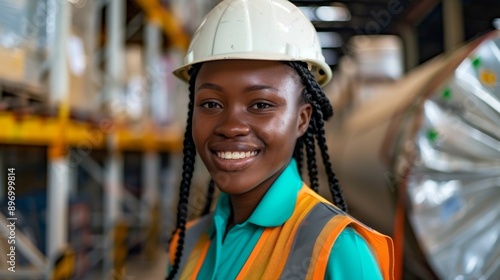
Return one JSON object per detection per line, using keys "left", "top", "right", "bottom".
{"left": 216, "top": 151, "right": 258, "bottom": 160}
{"left": 208, "top": 143, "right": 261, "bottom": 171}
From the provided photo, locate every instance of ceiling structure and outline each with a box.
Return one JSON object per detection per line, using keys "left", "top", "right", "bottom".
{"left": 124, "top": 0, "right": 499, "bottom": 72}
{"left": 289, "top": 0, "right": 498, "bottom": 70}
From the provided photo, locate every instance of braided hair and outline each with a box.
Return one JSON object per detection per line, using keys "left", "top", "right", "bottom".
{"left": 166, "top": 65, "right": 200, "bottom": 280}
{"left": 166, "top": 61, "right": 346, "bottom": 279}
{"left": 287, "top": 61, "right": 347, "bottom": 212}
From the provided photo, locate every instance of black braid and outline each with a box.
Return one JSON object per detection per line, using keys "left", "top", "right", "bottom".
{"left": 286, "top": 61, "right": 347, "bottom": 212}
{"left": 202, "top": 180, "right": 215, "bottom": 215}
{"left": 304, "top": 128, "right": 319, "bottom": 192}
{"left": 166, "top": 65, "right": 201, "bottom": 280}
{"left": 293, "top": 138, "right": 304, "bottom": 176}
{"left": 311, "top": 101, "right": 348, "bottom": 211}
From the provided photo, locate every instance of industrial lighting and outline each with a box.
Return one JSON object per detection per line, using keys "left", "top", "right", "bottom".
{"left": 299, "top": 3, "right": 351, "bottom": 22}
{"left": 494, "top": 18, "right": 500, "bottom": 29}
{"left": 317, "top": 32, "right": 343, "bottom": 48}
{"left": 315, "top": 5, "right": 351, "bottom": 21}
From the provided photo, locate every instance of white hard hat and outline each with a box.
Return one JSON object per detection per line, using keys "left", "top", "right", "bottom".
{"left": 173, "top": 0, "right": 332, "bottom": 87}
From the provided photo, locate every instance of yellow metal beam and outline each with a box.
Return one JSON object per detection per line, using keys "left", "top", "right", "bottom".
{"left": 0, "top": 112, "right": 183, "bottom": 152}
{"left": 135, "top": 0, "right": 190, "bottom": 50}
{"left": 0, "top": 112, "right": 105, "bottom": 148}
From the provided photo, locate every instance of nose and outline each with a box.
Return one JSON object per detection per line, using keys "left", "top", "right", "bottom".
{"left": 214, "top": 107, "right": 250, "bottom": 138}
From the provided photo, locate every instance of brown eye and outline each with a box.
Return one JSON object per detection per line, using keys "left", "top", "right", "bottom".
{"left": 201, "top": 101, "right": 222, "bottom": 109}
{"left": 250, "top": 102, "right": 273, "bottom": 109}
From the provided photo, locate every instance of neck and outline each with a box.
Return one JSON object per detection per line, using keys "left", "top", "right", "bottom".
{"left": 228, "top": 176, "right": 277, "bottom": 226}
{"left": 225, "top": 160, "right": 292, "bottom": 226}
{"left": 228, "top": 193, "right": 263, "bottom": 225}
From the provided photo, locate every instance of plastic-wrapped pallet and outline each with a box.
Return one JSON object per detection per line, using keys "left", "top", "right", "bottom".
{"left": 0, "top": 0, "right": 98, "bottom": 112}
{"left": 326, "top": 30, "right": 500, "bottom": 279}
{"left": 67, "top": 0, "right": 98, "bottom": 112}
{"left": 0, "top": 0, "right": 47, "bottom": 87}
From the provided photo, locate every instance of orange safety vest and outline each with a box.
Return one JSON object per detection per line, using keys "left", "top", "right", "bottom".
{"left": 170, "top": 186, "right": 394, "bottom": 279}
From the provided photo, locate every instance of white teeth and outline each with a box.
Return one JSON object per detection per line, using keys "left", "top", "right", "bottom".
{"left": 216, "top": 151, "right": 258, "bottom": 160}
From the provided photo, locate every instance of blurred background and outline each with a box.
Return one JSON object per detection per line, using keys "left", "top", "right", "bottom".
{"left": 0, "top": 0, "right": 498, "bottom": 279}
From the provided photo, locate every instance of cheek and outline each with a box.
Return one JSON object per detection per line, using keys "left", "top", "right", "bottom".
{"left": 191, "top": 113, "right": 206, "bottom": 150}
{"left": 256, "top": 111, "right": 299, "bottom": 144}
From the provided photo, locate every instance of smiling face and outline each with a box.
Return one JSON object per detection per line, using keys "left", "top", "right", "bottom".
{"left": 192, "top": 60, "right": 311, "bottom": 197}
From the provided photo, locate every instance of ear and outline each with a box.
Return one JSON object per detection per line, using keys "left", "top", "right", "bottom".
{"left": 297, "top": 103, "right": 312, "bottom": 138}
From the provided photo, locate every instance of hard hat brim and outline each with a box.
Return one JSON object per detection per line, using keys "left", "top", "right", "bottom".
{"left": 173, "top": 54, "right": 333, "bottom": 87}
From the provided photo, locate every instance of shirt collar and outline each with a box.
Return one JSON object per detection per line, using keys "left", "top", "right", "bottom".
{"left": 210, "top": 159, "right": 302, "bottom": 235}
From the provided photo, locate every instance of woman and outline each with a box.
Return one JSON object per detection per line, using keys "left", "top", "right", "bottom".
{"left": 167, "top": 0, "right": 394, "bottom": 279}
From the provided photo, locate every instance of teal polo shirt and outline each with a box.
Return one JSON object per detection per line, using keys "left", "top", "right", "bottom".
{"left": 174, "top": 159, "right": 383, "bottom": 279}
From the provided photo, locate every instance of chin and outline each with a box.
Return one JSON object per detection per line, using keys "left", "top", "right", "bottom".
{"left": 212, "top": 175, "right": 253, "bottom": 195}
{"left": 215, "top": 183, "right": 250, "bottom": 195}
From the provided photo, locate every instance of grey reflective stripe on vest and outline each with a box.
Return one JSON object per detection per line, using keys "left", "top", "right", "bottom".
{"left": 174, "top": 213, "right": 213, "bottom": 280}
{"left": 279, "top": 202, "right": 341, "bottom": 279}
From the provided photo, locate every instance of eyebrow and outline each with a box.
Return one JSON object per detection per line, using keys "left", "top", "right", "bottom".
{"left": 196, "top": 82, "right": 279, "bottom": 93}
{"left": 197, "top": 82, "right": 223, "bottom": 92}
{"left": 244, "top": 84, "right": 279, "bottom": 92}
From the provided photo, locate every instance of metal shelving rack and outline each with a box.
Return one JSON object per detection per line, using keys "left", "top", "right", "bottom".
{"left": 0, "top": 0, "right": 187, "bottom": 279}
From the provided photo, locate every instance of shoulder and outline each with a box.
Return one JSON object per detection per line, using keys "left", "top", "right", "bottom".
{"left": 298, "top": 184, "right": 335, "bottom": 206}
{"left": 296, "top": 185, "right": 346, "bottom": 221}
{"left": 295, "top": 185, "right": 344, "bottom": 217}
{"left": 325, "top": 227, "right": 383, "bottom": 279}
{"left": 333, "top": 227, "right": 377, "bottom": 251}
{"left": 296, "top": 185, "right": 388, "bottom": 279}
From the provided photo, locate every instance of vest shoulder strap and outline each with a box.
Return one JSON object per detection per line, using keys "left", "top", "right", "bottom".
{"left": 169, "top": 213, "right": 213, "bottom": 280}
{"left": 304, "top": 203, "right": 394, "bottom": 280}
{"left": 280, "top": 202, "right": 343, "bottom": 279}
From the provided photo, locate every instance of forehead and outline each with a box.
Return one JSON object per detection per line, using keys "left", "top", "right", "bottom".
{"left": 195, "top": 60, "right": 303, "bottom": 90}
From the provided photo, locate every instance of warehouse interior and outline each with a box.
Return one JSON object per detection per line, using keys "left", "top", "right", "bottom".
{"left": 0, "top": 0, "right": 498, "bottom": 279}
